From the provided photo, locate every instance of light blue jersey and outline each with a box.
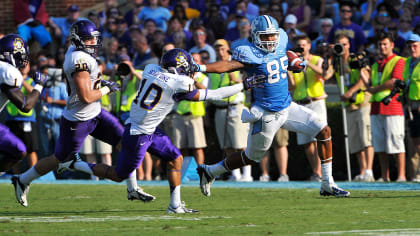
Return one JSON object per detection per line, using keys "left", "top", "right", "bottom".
{"left": 232, "top": 29, "right": 290, "bottom": 112}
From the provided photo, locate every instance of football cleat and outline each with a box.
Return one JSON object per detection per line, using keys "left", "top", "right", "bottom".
{"left": 166, "top": 202, "right": 199, "bottom": 214}
{"left": 57, "top": 153, "right": 82, "bottom": 174}
{"left": 320, "top": 182, "right": 350, "bottom": 197}
{"left": 127, "top": 187, "right": 156, "bottom": 202}
{"left": 11, "top": 176, "right": 30, "bottom": 207}
{"left": 197, "top": 164, "right": 215, "bottom": 197}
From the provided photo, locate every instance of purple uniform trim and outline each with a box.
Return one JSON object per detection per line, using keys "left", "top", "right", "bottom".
{"left": 173, "top": 89, "right": 198, "bottom": 102}
{"left": 0, "top": 124, "right": 26, "bottom": 157}
{"left": 115, "top": 125, "right": 181, "bottom": 179}
{"left": 54, "top": 109, "right": 123, "bottom": 161}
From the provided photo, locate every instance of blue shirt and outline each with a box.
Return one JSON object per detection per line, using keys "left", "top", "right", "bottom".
{"left": 232, "top": 29, "right": 291, "bottom": 112}
{"left": 138, "top": 6, "right": 171, "bottom": 32}
{"left": 39, "top": 82, "right": 68, "bottom": 120}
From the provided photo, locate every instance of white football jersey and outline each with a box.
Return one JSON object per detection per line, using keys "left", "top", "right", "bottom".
{"left": 0, "top": 61, "right": 23, "bottom": 112}
{"left": 129, "top": 64, "right": 194, "bottom": 135}
{"left": 62, "top": 46, "right": 101, "bottom": 121}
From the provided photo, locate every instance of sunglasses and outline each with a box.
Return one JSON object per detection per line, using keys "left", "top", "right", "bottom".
{"left": 194, "top": 32, "right": 205, "bottom": 36}
{"left": 340, "top": 9, "right": 352, "bottom": 13}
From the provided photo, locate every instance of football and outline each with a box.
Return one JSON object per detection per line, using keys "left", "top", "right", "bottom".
{"left": 286, "top": 50, "right": 305, "bottom": 71}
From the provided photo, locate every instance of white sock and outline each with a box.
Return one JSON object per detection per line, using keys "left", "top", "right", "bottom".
{"left": 73, "top": 161, "right": 93, "bottom": 175}
{"left": 242, "top": 165, "right": 252, "bottom": 177}
{"left": 321, "top": 162, "right": 333, "bottom": 183}
{"left": 170, "top": 185, "right": 181, "bottom": 208}
{"left": 19, "top": 166, "right": 41, "bottom": 185}
{"left": 365, "top": 169, "right": 373, "bottom": 176}
{"left": 207, "top": 160, "right": 228, "bottom": 178}
{"left": 126, "top": 171, "right": 138, "bottom": 192}
{"left": 231, "top": 168, "right": 241, "bottom": 178}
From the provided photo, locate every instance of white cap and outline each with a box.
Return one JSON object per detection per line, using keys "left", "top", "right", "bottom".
{"left": 285, "top": 14, "right": 297, "bottom": 24}
{"left": 320, "top": 18, "right": 333, "bottom": 26}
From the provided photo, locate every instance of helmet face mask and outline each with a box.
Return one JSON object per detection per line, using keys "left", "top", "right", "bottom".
{"left": 0, "top": 34, "right": 29, "bottom": 68}
{"left": 251, "top": 15, "right": 280, "bottom": 53}
{"left": 160, "top": 48, "right": 194, "bottom": 78}
{"left": 70, "top": 20, "right": 102, "bottom": 56}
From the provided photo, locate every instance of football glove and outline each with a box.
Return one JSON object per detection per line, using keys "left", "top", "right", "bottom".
{"left": 101, "top": 80, "right": 121, "bottom": 93}
{"left": 242, "top": 74, "right": 266, "bottom": 90}
{"left": 191, "top": 61, "right": 200, "bottom": 72}
{"left": 34, "top": 72, "right": 49, "bottom": 86}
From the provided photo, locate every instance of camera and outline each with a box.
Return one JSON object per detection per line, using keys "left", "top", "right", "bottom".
{"left": 332, "top": 43, "right": 344, "bottom": 56}
{"left": 348, "top": 52, "right": 370, "bottom": 69}
{"left": 117, "top": 62, "right": 130, "bottom": 76}
{"left": 381, "top": 80, "right": 406, "bottom": 105}
{"left": 348, "top": 89, "right": 361, "bottom": 103}
{"left": 43, "top": 68, "right": 63, "bottom": 88}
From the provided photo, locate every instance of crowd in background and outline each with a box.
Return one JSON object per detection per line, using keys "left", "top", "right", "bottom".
{"left": 2, "top": 0, "right": 420, "bottom": 182}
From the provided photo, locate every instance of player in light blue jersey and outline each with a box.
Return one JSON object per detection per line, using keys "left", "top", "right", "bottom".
{"left": 195, "top": 15, "right": 350, "bottom": 197}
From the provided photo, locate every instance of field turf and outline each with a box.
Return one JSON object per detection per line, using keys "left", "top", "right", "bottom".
{"left": 1, "top": 182, "right": 420, "bottom": 235}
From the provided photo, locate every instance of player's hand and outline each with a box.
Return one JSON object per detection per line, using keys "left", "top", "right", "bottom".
{"left": 242, "top": 74, "right": 266, "bottom": 90}
{"left": 34, "top": 72, "right": 48, "bottom": 86}
{"left": 191, "top": 61, "right": 200, "bottom": 72}
{"left": 292, "top": 59, "right": 307, "bottom": 73}
{"left": 101, "top": 80, "right": 120, "bottom": 93}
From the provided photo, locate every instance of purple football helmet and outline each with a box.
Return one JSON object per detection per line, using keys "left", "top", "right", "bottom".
{"left": 70, "top": 20, "right": 102, "bottom": 56}
{"left": 0, "top": 34, "right": 29, "bottom": 68}
{"left": 160, "top": 48, "right": 194, "bottom": 77}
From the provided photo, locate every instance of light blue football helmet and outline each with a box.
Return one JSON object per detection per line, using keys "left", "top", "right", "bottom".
{"left": 251, "top": 15, "right": 281, "bottom": 53}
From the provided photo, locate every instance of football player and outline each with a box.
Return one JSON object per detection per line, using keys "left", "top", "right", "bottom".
{"left": 0, "top": 34, "right": 48, "bottom": 172}
{"left": 12, "top": 20, "right": 155, "bottom": 207}
{"left": 195, "top": 15, "right": 350, "bottom": 197}
{"left": 60, "top": 48, "right": 265, "bottom": 213}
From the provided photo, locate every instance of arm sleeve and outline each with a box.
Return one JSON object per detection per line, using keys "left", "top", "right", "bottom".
{"left": 198, "top": 83, "right": 244, "bottom": 101}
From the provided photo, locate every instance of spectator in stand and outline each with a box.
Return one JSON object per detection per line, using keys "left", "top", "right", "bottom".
{"left": 231, "top": 17, "right": 251, "bottom": 50}
{"left": 98, "top": 0, "right": 118, "bottom": 26}
{"left": 203, "top": 4, "right": 227, "bottom": 40}
{"left": 165, "top": 17, "right": 193, "bottom": 50}
{"left": 286, "top": 0, "right": 312, "bottom": 32}
{"left": 131, "top": 31, "right": 159, "bottom": 70}
{"left": 173, "top": 52, "right": 208, "bottom": 166}
{"left": 399, "top": 15, "right": 414, "bottom": 41}
{"left": 138, "top": 0, "right": 171, "bottom": 32}
{"left": 360, "top": 32, "right": 406, "bottom": 182}
{"left": 387, "top": 21, "right": 407, "bottom": 56}
{"left": 124, "top": 0, "right": 144, "bottom": 27}
{"left": 189, "top": 26, "right": 217, "bottom": 63}
{"left": 312, "top": 18, "right": 333, "bottom": 54}
{"left": 284, "top": 14, "right": 304, "bottom": 50}
{"left": 101, "top": 37, "right": 119, "bottom": 76}
{"left": 115, "top": 17, "right": 131, "bottom": 47}
{"left": 175, "top": 0, "right": 201, "bottom": 20}
{"left": 269, "top": 2, "right": 284, "bottom": 26}
{"left": 143, "top": 19, "right": 158, "bottom": 44}
{"left": 102, "top": 17, "right": 118, "bottom": 40}
{"left": 328, "top": 1, "right": 367, "bottom": 53}
{"left": 199, "top": 50, "right": 210, "bottom": 65}
{"left": 49, "top": 4, "right": 85, "bottom": 47}
{"left": 87, "top": 11, "right": 101, "bottom": 31}
{"left": 13, "top": 0, "right": 52, "bottom": 51}
{"left": 5, "top": 62, "right": 39, "bottom": 173}
{"left": 225, "top": 14, "right": 247, "bottom": 43}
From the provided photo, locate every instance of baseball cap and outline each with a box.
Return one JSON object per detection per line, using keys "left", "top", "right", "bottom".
{"left": 285, "top": 14, "right": 297, "bottom": 24}
{"left": 320, "top": 18, "right": 333, "bottom": 26}
{"left": 213, "top": 39, "right": 229, "bottom": 48}
{"left": 407, "top": 33, "right": 420, "bottom": 43}
{"left": 68, "top": 4, "right": 79, "bottom": 12}
{"left": 119, "top": 54, "right": 131, "bottom": 62}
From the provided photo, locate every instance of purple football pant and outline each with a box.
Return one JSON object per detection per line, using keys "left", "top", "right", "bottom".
{"left": 115, "top": 125, "right": 181, "bottom": 180}
{"left": 55, "top": 109, "right": 123, "bottom": 162}
{"left": 0, "top": 123, "right": 26, "bottom": 157}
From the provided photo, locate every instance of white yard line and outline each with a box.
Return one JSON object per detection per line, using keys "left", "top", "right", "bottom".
{"left": 306, "top": 228, "right": 420, "bottom": 235}
{"left": 0, "top": 215, "right": 231, "bottom": 223}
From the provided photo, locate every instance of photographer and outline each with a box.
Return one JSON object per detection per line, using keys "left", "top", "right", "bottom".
{"left": 288, "top": 35, "right": 328, "bottom": 182}
{"left": 37, "top": 65, "right": 67, "bottom": 161}
{"left": 325, "top": 34, "right": 375, "bottom": 182}
{"left": 403, "top": 34, "right": 420, "bottom": 181}
{"left": 360, "top": 32, "right": 406, "bottom": 182}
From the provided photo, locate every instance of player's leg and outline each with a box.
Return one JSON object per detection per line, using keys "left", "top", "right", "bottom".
{"left": 148, "top": 128, "right": 198, "bottom": 213}
{"left": 198, "top": 110, "right": 283, "bottom": 196}
{"left": 282, "top": 102, "right": 349, "bottom": 197}
{"left": 0, "top": 124, "right": 27, "bottom": 172}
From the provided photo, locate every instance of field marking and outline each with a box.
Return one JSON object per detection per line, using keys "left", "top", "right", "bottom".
{"left": 0, "top": 215, "right": 231, "bottom": 223}
{"left": 306, "top": 228, "right": 420, "bottom": 235}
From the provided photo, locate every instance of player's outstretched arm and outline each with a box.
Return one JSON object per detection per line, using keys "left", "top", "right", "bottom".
{"left": 194, "top": 60, "right": 244, "bottom": 73}
{"left": 0, "top": 72, "right": 47, "bottom": 112}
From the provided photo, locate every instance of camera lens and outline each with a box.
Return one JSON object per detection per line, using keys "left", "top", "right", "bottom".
{"left": 333, "top": 43, "right": 344, "bottom": 56}
{"left": 117, "top": 63, "right": 130, "bottom": 76}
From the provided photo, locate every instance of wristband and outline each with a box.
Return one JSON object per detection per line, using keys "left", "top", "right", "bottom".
{"left": 199, "top": 65, "right": 207, "bottom": 72}
{"left": 34, "top": 84, "right": 43, "bottom": 94}
{"left": 100, "top": 86, "right": 111, "bottom": 96}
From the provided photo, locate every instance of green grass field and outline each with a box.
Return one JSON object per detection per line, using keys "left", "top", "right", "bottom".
{"left": 1, "top": 183, "right": 420, "bottom": 235}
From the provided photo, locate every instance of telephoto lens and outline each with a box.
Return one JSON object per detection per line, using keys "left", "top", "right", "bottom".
{"left": 117, "top": 63, "right": 130, "bottom": 76}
